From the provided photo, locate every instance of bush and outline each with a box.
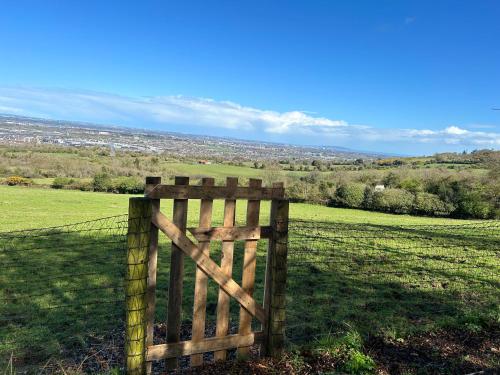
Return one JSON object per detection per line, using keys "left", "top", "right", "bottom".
{"left": 414, "top": 192, "right": 455, "bottom": 216}
{"left": 456, "top": 190, "right": 492, "bottom": 219}
{"left": 399, "top": 178, "right": 423, "bottom": 193}
{"left": 362, "top": 185, "right": 375, "bottom": 209}
{"left": 334, "top": 183, "right": 366, "bottom": 208}
{"left": 382, "top": 171, "right": 401, "bottom": 188}
{"left": 92, "top": 173, "right": 113, "bottom": 192}
{"left": 287, "top": 180, "right": 309, "bottom": 203}
{"left": 112, "top": 176, "right": 144, "bottom": 194}
{"left": 4, "top": 176, "right": 32, "bottom": 186}
{"left": 372, "top": 188, "right": 414, "bottom": 214}
{"left": 51, "top": 177, "right": 74, "bottom": 189}
{"left": 68, "top": 180, "right": 93, "bottom": 191}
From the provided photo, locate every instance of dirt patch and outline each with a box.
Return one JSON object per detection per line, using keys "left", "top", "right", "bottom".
{"left": 366, "top": 326, "right": 500, "bottom": 374}
{"left": 36, "top": 326, "right": 499, "bottom": 374}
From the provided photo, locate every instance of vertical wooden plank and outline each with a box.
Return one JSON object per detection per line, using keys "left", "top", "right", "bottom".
{"left": 190, "top": 177, "right": 215, "bottom": 366}
{"left": 237, "top": 178, "right": 262, "bottom": 358}
{"left": 166, "top": 176, "right": 189, "bottom": 371}
{"left": 264, "top": 198, "right": 289, "bottom": 358}
{"left": 125, "top": 197, "right": 152, "bottom": 375}
{"left": 214, "top": 177, "right": 238, "bottom": 361}
{"left": 144, "top": 177, "right": 161, "bottom": 375}
{"left": 262, "top": 182, "right": 283, "bottom": 356}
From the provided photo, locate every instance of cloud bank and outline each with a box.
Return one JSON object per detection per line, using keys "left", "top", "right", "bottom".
{"left": 0, "top": 86, "right": 498, "bottom": 149}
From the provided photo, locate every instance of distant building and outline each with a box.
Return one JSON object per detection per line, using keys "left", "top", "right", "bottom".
{"left": 198, "top": 160, "right": 212, "bottom": 165}
{"left": 374, "top": 184, "right": 385, "bottom": 192}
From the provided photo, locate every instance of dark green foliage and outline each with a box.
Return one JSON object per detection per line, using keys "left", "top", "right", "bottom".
{"left": 399, "top": 178, "right": 423, "bottom": 193}
{"left": 111, "top": 176, "right": 144, "bottom": 194}
{"left": 92, "top": 173, "right": 113, "bottom": 192}
{"left": 371, "top": 188, "right": 415, "bottom": 214}
{"left": 414, "top": 192, "right": 455, "bottom": 216}
{"left": 51, "top": 177, "right": 74, "bottom": 189}
{"left": 456, "top": 190, "right": 492, "bottom": 219}
{"left": 92, "top": 174, "right": 144, "bottom": 194}
{"left": 334, "top": 183, "right": 366, "bottom": 208}
{"left": 382, "top": 172, "right": 401, "bottom": 188}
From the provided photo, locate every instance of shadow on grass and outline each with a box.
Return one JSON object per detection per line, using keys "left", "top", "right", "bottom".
{"left": 1, "top": 217, "right": 498, "bottom": 372}
{"left": 286, "top": 220, "right": 500, "bottom": 345}
{"left": 0, "top": 218, "right": 128, "bottom": 371}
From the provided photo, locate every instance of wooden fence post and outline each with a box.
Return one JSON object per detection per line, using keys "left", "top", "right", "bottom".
{"left": 126, "top": 197, "right": 153, "bottom": 375}
{"left": 264, "top": 197, "right": 289, "bottom": 357}
{"left": 144, "top": 177, "right": 161, "bottom": 375}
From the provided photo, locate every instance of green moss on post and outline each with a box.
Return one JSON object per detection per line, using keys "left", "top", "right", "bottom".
{"left": 126, "top": 197, "right": 152, "bottom": 375}
{"left": 264, "top": 197, "right": 289, "bottom": 358}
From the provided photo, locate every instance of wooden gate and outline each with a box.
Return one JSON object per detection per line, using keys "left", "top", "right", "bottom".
{"left": 125, "top": 176, "right": 289, "bottom": 374}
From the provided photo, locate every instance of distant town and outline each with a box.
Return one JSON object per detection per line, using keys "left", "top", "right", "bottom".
{"left": 0, "top": 114, "right": 382, "bottom": 162}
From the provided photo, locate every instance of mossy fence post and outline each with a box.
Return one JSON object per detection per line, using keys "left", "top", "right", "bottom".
{"left": 125, "top": 197, "right": 152, "bottom": 374}
{"left": 264, "top": 191, "right": 289, "bottom": 357}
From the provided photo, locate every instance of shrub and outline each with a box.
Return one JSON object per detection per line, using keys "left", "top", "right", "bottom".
{"left": 334, "top": 183, "right": 366, "bottom": 208}
{"left": 92, "top": 173, "right": 113, "bottom": 192}
{"left": 69, "top": 180, "right": 93, "bottom": 191}
{"left": 414, "top": 192, "right": 455, "bottom": 216}
{"left": 287, "top": 180, "right": 309, "bottom": 203}
{"left": 51, "top": 177, "right": 74, "bottom": 189}
{"left": 4, "top": 176, "right": 32, "bottom": 186}
{"left": 399, "top": 178, "right": 423, "bottom": 193}
{"left": 456, "top": 190, "right": 492, "bottom": 219}
{"left": 372, "top": 188, "right": 414, "bottom": 214}
{"left": 112, "top": 176, "right": 144, "bottom": 194}
{"left": 362, "top": 185, "right": 375, "bottom": 209}
{"left": 382, "top": 171, "right": 401, "bottom": 188}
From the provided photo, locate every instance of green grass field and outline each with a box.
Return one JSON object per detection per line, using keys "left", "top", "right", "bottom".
{"left": 0, "top": 185, "right": 475, "bottom": 232}
{"left": 0, "top": 185, "right": 498, "bottom": 372}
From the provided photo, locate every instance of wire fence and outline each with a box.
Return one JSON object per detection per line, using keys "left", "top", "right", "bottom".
{"left": 0, "top": 215, "right": 129, "bottom": 373}
{"left": 1, "top": 216, "right": 499, "bottom": 373}
{"left": 286, "top": 220, "right": 500, "bottom": 345}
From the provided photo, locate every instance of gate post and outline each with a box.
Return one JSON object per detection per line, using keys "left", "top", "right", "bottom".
{"left": 144, "top": 177, "right": 161, "bottom": 375}
{"left": 125, "top": 197, "right": 153, "bottom": 375}
{"left": 264, "top": 194, "right": 289, "bottom": 357}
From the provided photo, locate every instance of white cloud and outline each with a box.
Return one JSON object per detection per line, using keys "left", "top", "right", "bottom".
{"left": 0, "top": 86, "right": 499, "bottom": 149}
{"left": 444, "top": 126, "right": 468, "bottom": 135}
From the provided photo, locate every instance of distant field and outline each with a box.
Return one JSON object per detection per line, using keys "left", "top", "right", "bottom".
{"left": 0, "top": 185, "right": 476, "bottom": 231}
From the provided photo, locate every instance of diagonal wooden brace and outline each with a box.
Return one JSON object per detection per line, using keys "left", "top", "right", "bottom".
{"left": 152, "top": 211, "right": 266, "bottom": 323}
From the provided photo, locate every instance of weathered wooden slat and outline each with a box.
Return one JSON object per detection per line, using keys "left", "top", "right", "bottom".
{"left": 214, "top": 177, "right": 238, "bottom": 361}
{"left": 238, "top": 178, "right": 262, "bottom": 358}
{"left": 188, "top": 225, "right": 272, "bottom": 241}
{"left": 146, "top": 185, "right": 284, "bottom": 200}
{"left": 144, "top": 177, "right": 161, "bottom": 375}
{"left": 166, "top": 177, "right": 189, "bottom": 370}
{"left": 147, "top": 332, "right": 264, "bottom": 361}
{"left": 125, "top": 198, "right": 152, "bottom": 375}
{"left": 152, "top": 210, "right": 266, "bottom": 323}
{"left": 191, "top": 177, "right": 214, "bottom": 367}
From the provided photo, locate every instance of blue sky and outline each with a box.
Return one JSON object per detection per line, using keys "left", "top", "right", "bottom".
{"left": 0, "top": 1, "right": 499, "bottom": 155}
